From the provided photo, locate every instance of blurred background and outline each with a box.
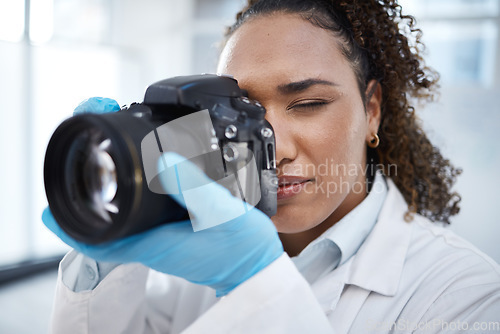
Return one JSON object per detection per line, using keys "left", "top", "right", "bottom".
{"left": 0, "top": 0, "right": 499, "bottom": 332}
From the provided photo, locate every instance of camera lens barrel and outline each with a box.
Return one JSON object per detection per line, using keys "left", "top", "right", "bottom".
{"left": 44, "top": 111, "right": 188, "bottom": 244}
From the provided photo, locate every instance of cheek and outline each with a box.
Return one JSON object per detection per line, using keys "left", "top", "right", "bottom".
{"left": 306, "top": 108, "right": 368, "bottom": 171}
{"left": 272, "top": 110, "right": 368, "bottom": 234}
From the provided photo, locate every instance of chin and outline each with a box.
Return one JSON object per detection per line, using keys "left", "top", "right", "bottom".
{"left": 271, "top": 214, "right": 319, "bottom": 234}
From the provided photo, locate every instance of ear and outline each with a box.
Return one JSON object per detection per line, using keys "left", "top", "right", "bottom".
{"left": 364, "top": 80, "right": 382, "bottom": 143}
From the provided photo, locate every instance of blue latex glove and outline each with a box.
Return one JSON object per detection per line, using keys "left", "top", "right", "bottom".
{"left": 43, "top": 98, "right": 283, "bottom": 296}
{"left": 73, "top": 97, "right": 120, "bottom": 115}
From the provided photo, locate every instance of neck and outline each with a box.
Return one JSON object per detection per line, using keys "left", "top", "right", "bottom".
{"left": 279, "top": 178, "right": 368, "bottom": 257}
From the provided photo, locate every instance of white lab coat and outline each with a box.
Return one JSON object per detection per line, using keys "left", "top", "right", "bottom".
{"left": 50, "top": 179, "right": 500, "bottom": 334}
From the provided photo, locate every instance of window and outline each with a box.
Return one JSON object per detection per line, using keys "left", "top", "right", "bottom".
{"left": 0, "top": 0, "right": 122, "bottom": 266}
{"left": 400, "top": 0, "right": 500, "bottom": 262}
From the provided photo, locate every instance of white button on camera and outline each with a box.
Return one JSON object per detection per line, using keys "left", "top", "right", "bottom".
{"left": 225, "top": 125, "right": 238, "bottom": 139}
{"left": 223, "top": 144, "right": 239, "bottom": 162}
{"left": 261, "top": 127, "right": 273, "bottom": 138}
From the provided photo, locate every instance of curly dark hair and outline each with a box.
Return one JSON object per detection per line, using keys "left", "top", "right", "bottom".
{"left": 225, "top": 0, "right": 462, "bottom": 223}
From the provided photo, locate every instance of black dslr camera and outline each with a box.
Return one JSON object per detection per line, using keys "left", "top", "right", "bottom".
{"left": 44, "top": 74, "right": 277, "bottom": 244}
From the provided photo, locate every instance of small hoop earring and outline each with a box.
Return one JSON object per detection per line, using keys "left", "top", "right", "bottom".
{"left": 368, "top": 133, "right": 380, "bottom": 148}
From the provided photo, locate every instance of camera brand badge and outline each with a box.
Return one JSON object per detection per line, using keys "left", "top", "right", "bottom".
{"left": 141, "top": 109, "right": 261, "bottom": 231}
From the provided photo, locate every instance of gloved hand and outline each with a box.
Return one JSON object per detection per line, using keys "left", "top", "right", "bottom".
{"left": 43, "top": 98, "right": 283, "bottom": 297}
{"left": 73, "top": 97, "right": 121, "bottom": 115}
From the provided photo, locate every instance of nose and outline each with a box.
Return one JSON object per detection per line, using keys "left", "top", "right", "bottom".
{"left": 264, "top": 108, "right": 298, "bottom": 169}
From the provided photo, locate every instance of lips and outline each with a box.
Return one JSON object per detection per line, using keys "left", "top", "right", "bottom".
{"left": 277, "top": 175, "right": 313, "bottom": 201}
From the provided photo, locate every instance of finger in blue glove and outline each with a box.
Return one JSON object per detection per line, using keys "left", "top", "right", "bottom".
{"left": 73, "top": 97, "right": 120, "bottom": 115}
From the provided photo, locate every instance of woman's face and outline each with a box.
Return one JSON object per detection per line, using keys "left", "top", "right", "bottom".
{"left": 218, "top": 14, "right": 381, "bottom": 239}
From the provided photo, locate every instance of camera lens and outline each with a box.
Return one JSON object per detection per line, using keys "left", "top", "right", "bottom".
{"left": 84, "top": 139, "right": 118, "bottom": 208}
{"left": 66, "top": 129, "right": 119, "bottom": 225}
{"left": 44, "top": 112, "right": 189, "bottom": 244}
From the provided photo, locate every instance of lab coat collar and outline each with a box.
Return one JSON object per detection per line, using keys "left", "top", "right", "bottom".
{"left": 325, "top": 170, "right": 388, "bottom": 266}
{"left": 292, "top": 170, "right": 387, "bottom": 285}
{"left": 344, "top": 178, "right": 413, "bottom": 296}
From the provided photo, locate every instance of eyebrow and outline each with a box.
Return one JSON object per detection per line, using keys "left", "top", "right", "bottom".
{"left": 277, "top": 78, "right": 338, "bottom": 94}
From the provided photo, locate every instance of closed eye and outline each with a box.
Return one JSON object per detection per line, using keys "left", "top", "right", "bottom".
{"left": 288, "top": 100, "right": 331, "bottom": 112}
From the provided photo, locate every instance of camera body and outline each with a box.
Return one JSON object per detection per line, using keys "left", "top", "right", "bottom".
{"left": 44, "top": 74, "right": 277, "bottom": 244}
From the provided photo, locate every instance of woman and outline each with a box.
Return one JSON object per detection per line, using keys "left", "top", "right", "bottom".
{"left": 43, "top": 0, "right": 500, "bottom": 333}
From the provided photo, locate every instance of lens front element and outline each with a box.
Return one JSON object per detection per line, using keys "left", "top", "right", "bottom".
{"left": 83, "top": 138, "right": 119, "bottom": 219}
{"left": 66, "top": 129, "right": 119, "bottom": 225}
